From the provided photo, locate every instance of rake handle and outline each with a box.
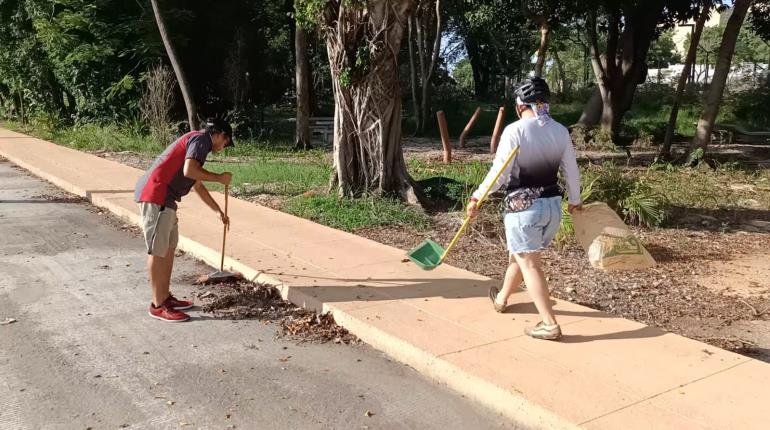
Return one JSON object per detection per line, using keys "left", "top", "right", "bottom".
{"left": 439, "top": 146, "right": 520, "bottom": 264}
{"left": 220, "top": 184, "right": 228, "bottom": 271}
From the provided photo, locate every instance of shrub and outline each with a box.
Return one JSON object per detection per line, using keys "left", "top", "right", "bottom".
{"left": 729, "top": 80, "right": 770, "bottom": 130}
{"left": 139, "top": 64, "right": 175, "bottom": 146}
{"left": 583, "top": 162, "right": 667, "bottom": 227}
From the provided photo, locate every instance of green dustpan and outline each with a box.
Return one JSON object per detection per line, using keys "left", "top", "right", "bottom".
{"left": 407, "top": 239, "right": 446, "bottom": 270}
{"left": 406, "top": 146, "right": 521, "bottom": 271}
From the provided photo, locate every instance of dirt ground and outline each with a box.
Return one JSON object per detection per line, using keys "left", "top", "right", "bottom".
{"left": 89, "top": 141, "right": 770, "bottom": 362}
{"left": 356, "top": 217, "right": 770, "bottom": 360}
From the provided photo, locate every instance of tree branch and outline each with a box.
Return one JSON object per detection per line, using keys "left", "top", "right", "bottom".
{"left": 586, "top": 11, "right": 606, "bottom": 80}
{"left": 606, "top": 10, "right": 620, "bottom": 78}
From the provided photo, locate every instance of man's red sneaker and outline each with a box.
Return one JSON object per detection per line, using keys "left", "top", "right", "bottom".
{"left": 148, "top": 303, "right": 190, "bottom": 322}
{"left": 165, "top": 295, "right": 194, "bottom": 310}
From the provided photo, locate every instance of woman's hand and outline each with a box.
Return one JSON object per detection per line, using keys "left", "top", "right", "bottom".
{"left": 568, "top": 203, "right": 583, "bottom": 215}
{"left": 466, "top": 198, "right": 479, "bottom": 218}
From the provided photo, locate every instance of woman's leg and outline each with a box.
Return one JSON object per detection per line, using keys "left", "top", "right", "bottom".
{"left": 495, "top": 257, "right": 523, "bottom": 305}
{"left": 512, "top": 251, "right": 557, "bottom": 325}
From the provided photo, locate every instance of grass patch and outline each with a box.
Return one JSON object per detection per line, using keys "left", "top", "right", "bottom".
{"left": 2, "top": 120, "right": 161, "bottom": 153}
{"left": 206, "top": 158, "right": 331, "bottom": 196}
{"left": 409, "top": 158, "right": 488, "bottom": 184}
{"left": 284, "top": 193, "right": 429, "bottom": 232}
{"left": 644, "top": 165, "right": 770, "bottom": 211}
{"left": 1, "top": 119, "right": 325, "bottom": 159}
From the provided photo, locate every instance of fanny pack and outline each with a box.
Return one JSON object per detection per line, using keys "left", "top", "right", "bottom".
{"left": 504, "top": 185, "right": 558, "bottom": 213}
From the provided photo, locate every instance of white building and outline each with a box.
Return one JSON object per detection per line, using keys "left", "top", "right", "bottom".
{"left": 671, "top": 8, "right": 724, "bottom": 57}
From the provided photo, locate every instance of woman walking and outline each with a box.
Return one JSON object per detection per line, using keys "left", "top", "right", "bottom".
{"left": 467, "top": 77, "right": 582, "bottom": 340}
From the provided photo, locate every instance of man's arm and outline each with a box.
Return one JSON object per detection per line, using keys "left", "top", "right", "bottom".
{"left": 193, "top": 181, "right": 229, "bottom": 226}
{"left": 183, "top": 159, "right": 231, "bottom": 185}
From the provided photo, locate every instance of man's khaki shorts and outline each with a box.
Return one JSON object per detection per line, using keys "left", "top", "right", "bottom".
{"left": 139, "top": 202, "right": 178, "bottom": 257}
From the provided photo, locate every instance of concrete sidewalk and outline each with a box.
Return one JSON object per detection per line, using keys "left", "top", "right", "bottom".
{"left": 2, "top": 127, "right": 768, "bottom": 429}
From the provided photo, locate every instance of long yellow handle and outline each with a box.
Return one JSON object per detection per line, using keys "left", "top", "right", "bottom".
{"left": 220, "top": 184, "right": 228, "bottom": 271}
{"left": 439, "top": 145, "right": 520, "bottom": 263}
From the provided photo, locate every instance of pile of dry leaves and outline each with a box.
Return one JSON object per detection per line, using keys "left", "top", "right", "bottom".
{"left": 199, "top": 278, "right": 357, "bottom": 345}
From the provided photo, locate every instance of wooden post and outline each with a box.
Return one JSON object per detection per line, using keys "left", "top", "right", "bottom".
{"left": 459, "top": 107, "right": 481, "bottom": 148}
{"left": 436, "top": 110, "right": 452, "bottom": 164}
{"left": 490, "top": 106, "right": 505, "bottom": 154}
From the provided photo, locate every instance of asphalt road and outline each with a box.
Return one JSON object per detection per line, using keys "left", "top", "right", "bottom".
{"left": 0, "top": 160, "right": 517, "bottom": 430}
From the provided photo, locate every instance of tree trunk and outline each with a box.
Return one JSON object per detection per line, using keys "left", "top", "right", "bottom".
{"left": 583, "top": 4, "right": 662, "bottom": 138}
{"left": 295, "top": 24, "right": 312, "bottom": 150}
{"left": 64, "top": 90, "right": 77, "bottom": 117}
{"left": 661, "top": 0, "right": 710, "bottom": 158}
{"left": 578, "top": 88, "right": 603, "bottom": 126}
{"left": 583, "top": 44, "right": 590, "bottom": 86}
{"left": 418, "top": 0, "right": 442, "bottom": 135}
{"left": 534, "top": 21, "right": 550, "bottom": 78}
{"left": 17, "top": 86, "right": 24, "bottom": 124}
{"left": 691, "top": 0, "right": 752, "bottom": 154}
{"left": 408, "top": 16, "right": 421, "bottom": 132}
{"left": 323, "top": 0, "right": 422, "bottom": 204}
{"left": 466, "top": 36, "right": 489, "bottom": 99}
{"left": 553, "top": 50, "right": 566, "bottom": 94}
{"left": 149, "top": 0, "right": 198, "bottom": 130}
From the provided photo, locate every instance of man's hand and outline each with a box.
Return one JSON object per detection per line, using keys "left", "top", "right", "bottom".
{"left": 218, "top": 172, "right": 233, "bottom": 186}
{"left": 568, "top": 203, "right": 583, "bottom": 215}
{"left": 466, "top": 198, "right": 479, "bottom": 218}
{"left": 219, "top": 209, "right": 230, "bottom": 230}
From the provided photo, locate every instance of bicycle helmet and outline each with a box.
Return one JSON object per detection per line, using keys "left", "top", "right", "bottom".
{"left": 514, "top": 77, "right": 550, "bottom": 104}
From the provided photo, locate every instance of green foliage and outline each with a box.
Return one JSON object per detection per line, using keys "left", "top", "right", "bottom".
{"left": 647, "top": 30, "right": 682, "bottom": 68}
{"left": 451, "top": 58, "right": 474, "bottom": 93}
{"left": 409, "top": 158, "right": 490, "bottom": 204}
{"left": 750, "top": 1, "right": 770, "bottom": 40}
{"left": 339, "top": 68, "right": 352, "bottom": 88}
{"left": 445, "top": 0, "right": 534, "bottom": 98}
{"left": 729, "top": 79, "right": 770, "bottom": 128}
{"left": 0, "top": 0, "right": 66, "bottom": 118}
{"left": 687, "top": 147, "right": 705, "bottom": 165}
{"left": 583, "top": 162, "right": 667, "bottom": 228}
{"left": 9, "top": 121, "right": 159, "bottom": 153}
{"left": 645, "top": 162, "right": 770, "bottom": 212}
{"left": 294, "top": 0, "right": 326, "bottom": 29}
{"left": 25, "top": 0, "right": 151, "bottom": 120}
{"left": 694, "top": 22, "right": 770, "bottom": 73}
{"left": 284, "top": 194, "right": 428, "bottom": 231}
{"left": 206, "top": 158, "right": 331, "bottom": 196}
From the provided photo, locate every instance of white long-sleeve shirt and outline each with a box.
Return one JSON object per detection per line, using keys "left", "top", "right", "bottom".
{"left": 471, "top": 117, "right": 581, "bottom": 205}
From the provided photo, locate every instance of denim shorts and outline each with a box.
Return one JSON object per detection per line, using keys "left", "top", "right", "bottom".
{"left": 503, "top": 196, "right": 562, "bottom": 254}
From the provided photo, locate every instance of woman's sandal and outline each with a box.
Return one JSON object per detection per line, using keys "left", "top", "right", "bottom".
{"left": 489, "top": 287, "right": 506, "bottom": 313}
